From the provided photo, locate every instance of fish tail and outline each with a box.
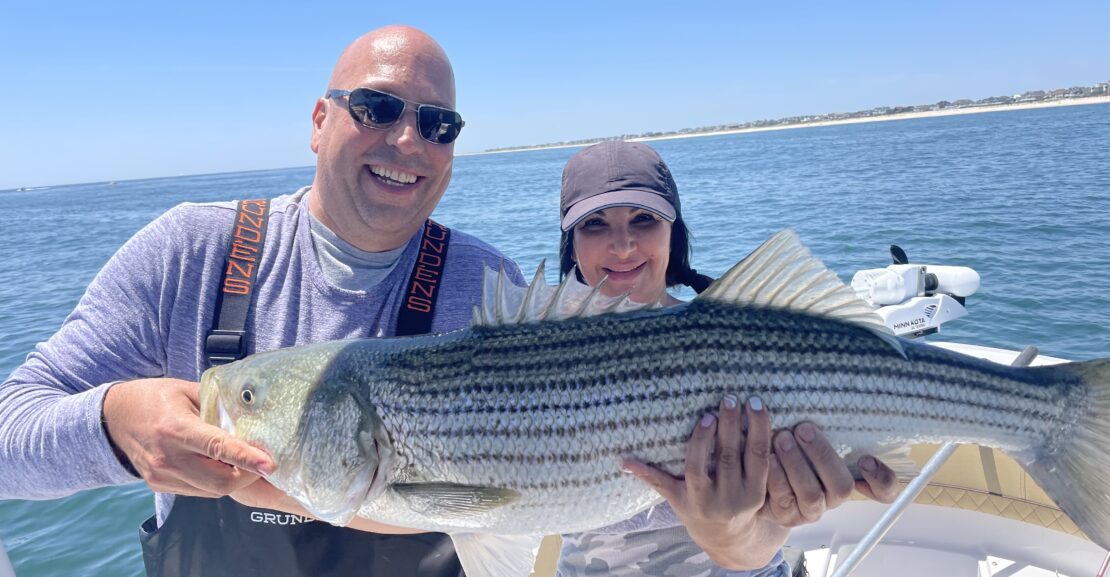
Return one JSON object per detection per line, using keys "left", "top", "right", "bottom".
{"left": 1023, "top": 358, "right": 1110, "bottom": 549}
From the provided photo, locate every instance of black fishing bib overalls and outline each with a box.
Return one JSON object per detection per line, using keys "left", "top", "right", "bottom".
{"left": 139, "top": 201, "right": 463, "bottom": 577}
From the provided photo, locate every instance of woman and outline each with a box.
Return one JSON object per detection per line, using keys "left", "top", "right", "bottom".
{"left": 556, "top": 141, "right": 899, "bottom": 577}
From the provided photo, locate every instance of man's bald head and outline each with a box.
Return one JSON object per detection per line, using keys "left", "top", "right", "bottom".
{"left": 328, "top": 25, "right": 456, "bottom": 107}
{"left": 309, "top": 25, "right": 460, "bottom": 252}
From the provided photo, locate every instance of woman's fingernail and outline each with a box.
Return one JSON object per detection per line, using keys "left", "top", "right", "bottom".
{"left": 723, "top": 394, "right": 738, "bottom": 410}
{"left": 701, "top": 413, "right": 717, "bottom": 428}
{"left": 860, "top": 456, "right": 877, "bottom": 473}
{"left": 797, "top": 423, "right": 816, "bottom": 443}
{"left": 777, "top": 433, "right": 795, "bottom": 452}
{"left": 749, "top": 397, "right": 763, "bottom": 412}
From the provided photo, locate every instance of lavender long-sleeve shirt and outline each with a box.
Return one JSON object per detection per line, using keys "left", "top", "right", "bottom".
{"left": 0, "top": 187, "right": 522, "bottom": 524}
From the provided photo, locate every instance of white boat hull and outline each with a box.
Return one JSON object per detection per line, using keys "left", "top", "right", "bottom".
{"left": 0, "top": 537, "right": 15, "bottom": 577}
{"left": 789, "top": 501, "right": 1106, "bottom": 577}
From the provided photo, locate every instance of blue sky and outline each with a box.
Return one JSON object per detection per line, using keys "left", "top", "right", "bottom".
{"left": 2, "top": 1, "right": 1107, "bottom": 189}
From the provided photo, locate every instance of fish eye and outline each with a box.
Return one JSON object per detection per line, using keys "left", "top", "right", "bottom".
{"left": 240, "top": 384, "right": 256, "bottom": 406}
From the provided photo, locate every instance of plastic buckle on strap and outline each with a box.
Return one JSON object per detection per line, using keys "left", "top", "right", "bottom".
{"left": 205, "top": 329, "right": 246, "bottom": 366}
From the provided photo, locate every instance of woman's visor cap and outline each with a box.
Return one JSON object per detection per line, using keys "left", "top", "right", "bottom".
{"left": 560, "top": 141, "right": 679, "bottom": 231}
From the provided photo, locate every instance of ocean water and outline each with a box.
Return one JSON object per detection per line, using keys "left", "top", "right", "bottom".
{"left": 1, "top": 103, "right": 1108, "bottom": 576}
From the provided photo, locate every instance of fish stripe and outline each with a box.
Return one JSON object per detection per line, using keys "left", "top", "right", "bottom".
{"left": 318, "top": 301, "right": 1080, "bottom": 531}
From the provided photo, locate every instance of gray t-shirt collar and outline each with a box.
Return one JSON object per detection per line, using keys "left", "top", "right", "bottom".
{"left": 306, "top": 209, "right": 407, "bottom": 293}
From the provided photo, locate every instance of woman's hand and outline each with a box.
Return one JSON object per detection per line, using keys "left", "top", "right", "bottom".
{"left": 621, "top": 397, "right": 903, "bottom": 570}
{"left": 761, "top": 424, "right": 900, "bottom": 528}
{"left": 622, "top": 396, "right": 786, "bottom": 570}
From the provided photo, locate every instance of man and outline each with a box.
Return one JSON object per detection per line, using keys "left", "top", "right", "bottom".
{"left": 0, "top": 26, "right": 522, "bottom": 577}
{"left": 1, "top": 25, "right": 895, "bottom": 577}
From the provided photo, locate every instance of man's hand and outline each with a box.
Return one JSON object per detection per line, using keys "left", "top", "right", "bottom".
{"left": 229, "top": 476, "right": 303, "bottom": 511}
{"left": 761, "top": 423, "right": 900, "bottom": 528}
{"left": 622, "top": 396, "right": 786, "bottom": 570}
{"left": 102, "top": 378, "right": 275, "bottom": 497}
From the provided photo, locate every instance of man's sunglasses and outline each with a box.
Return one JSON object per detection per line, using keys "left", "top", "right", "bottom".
{"left": 326, "top": 88, "right": 465, "bottom": 145}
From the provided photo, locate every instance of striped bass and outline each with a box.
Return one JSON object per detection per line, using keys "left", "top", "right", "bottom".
{"left": 200, "top": 230, "right": 1110, "bottom": 576}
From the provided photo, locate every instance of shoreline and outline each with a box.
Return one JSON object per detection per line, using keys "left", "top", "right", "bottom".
{"left": 10, "top": 96, "right": 1106, "bottom": 190}
{"left": 464, "top": 96, "right": 1110, "bottom": 156}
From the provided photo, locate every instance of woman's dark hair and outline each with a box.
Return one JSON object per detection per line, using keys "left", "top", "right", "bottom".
{"left": 559, "top": 214, "right": 714, "bottom": 294}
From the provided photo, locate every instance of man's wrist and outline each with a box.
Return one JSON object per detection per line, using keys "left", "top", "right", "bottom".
{"left": 101, "top": 381, "right": 140, "bottom": 477}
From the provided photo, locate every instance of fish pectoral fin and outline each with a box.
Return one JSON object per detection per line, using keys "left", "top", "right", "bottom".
{"left": 846, "top": 444, "right": 919, "bottom": 481}
{"left": 391, "top": 482, "right": 520, "bottom": 518}
{"left": 450, "top": 533, "right": 543, "bottom": 577}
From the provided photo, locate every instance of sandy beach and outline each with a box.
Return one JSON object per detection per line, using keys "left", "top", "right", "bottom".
{"left": 468, "top": 95, "right": 1110, "bottom": 156}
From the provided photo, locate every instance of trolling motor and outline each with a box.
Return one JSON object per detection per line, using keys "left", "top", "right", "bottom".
{"left": 849, "top": 245, "right": 980, "bottom": 338}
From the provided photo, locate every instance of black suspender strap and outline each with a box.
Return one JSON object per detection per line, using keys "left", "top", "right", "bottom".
{"left": 395, "top": 219, "right": 451, "bottom": 337}
{"left": 205, "top": 199, "right": 270, "bottom": 366}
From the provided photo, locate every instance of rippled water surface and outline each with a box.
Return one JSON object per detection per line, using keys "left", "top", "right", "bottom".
{"left": 2, "top": 103, "right": 1108, "bottom": 576}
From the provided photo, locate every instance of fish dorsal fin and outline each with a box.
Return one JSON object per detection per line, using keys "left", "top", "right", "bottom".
{"left": 472, "top": 261, "right": 659, "bottom": 327}
{"left": 698, "top": 230, "right": 902, "bottom": 350}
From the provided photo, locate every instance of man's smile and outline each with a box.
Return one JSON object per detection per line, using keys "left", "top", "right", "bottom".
{"left": 369, "top": 165, "right": 419, "bottom": 186}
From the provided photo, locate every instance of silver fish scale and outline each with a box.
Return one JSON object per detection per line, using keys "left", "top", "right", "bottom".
{"left": 347, "top": 301, "right": 1082, "bottom": 534}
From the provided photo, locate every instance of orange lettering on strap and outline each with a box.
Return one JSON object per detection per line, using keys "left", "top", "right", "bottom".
{"left": 238, "top": 211, "right": 263, "bottom": 230}
{"left": 230, "top": 242, "right": 259, "bottom": 262}
{"left": 414, "top": 267, "right": 439, "bottom": 283}
{"left": 234, "top": 225, "right": 261, "bottom": 243}
{"left": 424, "top": 222, "right": 448, "bottom": 241}
{"left": 227, "top": 260, "right": 254, "bottom": 279}
{"left": 223, "top": 277, "right": 251, "bottom": 295}
{"left": 407, "top": 296, "right": 432, "bottom": 313}
{"left": 242, "top": 200, "right": 267, "bottom": 216}
{"left": 411, "top": 279, "right": 434, "bottom": 299}
{"left": 418, "top": 252, "right": 442, "bottom": 267}
{"left": 421, "top": 237, "right": 445, "bottom": 254}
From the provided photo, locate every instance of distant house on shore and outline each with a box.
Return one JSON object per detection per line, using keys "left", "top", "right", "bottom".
{"left": 1017, "top": 91, "right": 1047, "bottom": 103}
{"left": 481, "top": 80, "right": 1110, "bottom": 154}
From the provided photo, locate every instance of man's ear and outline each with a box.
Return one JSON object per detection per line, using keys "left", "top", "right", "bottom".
{"left": 310, "top": 98, "right": 327, "bottom": 153}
